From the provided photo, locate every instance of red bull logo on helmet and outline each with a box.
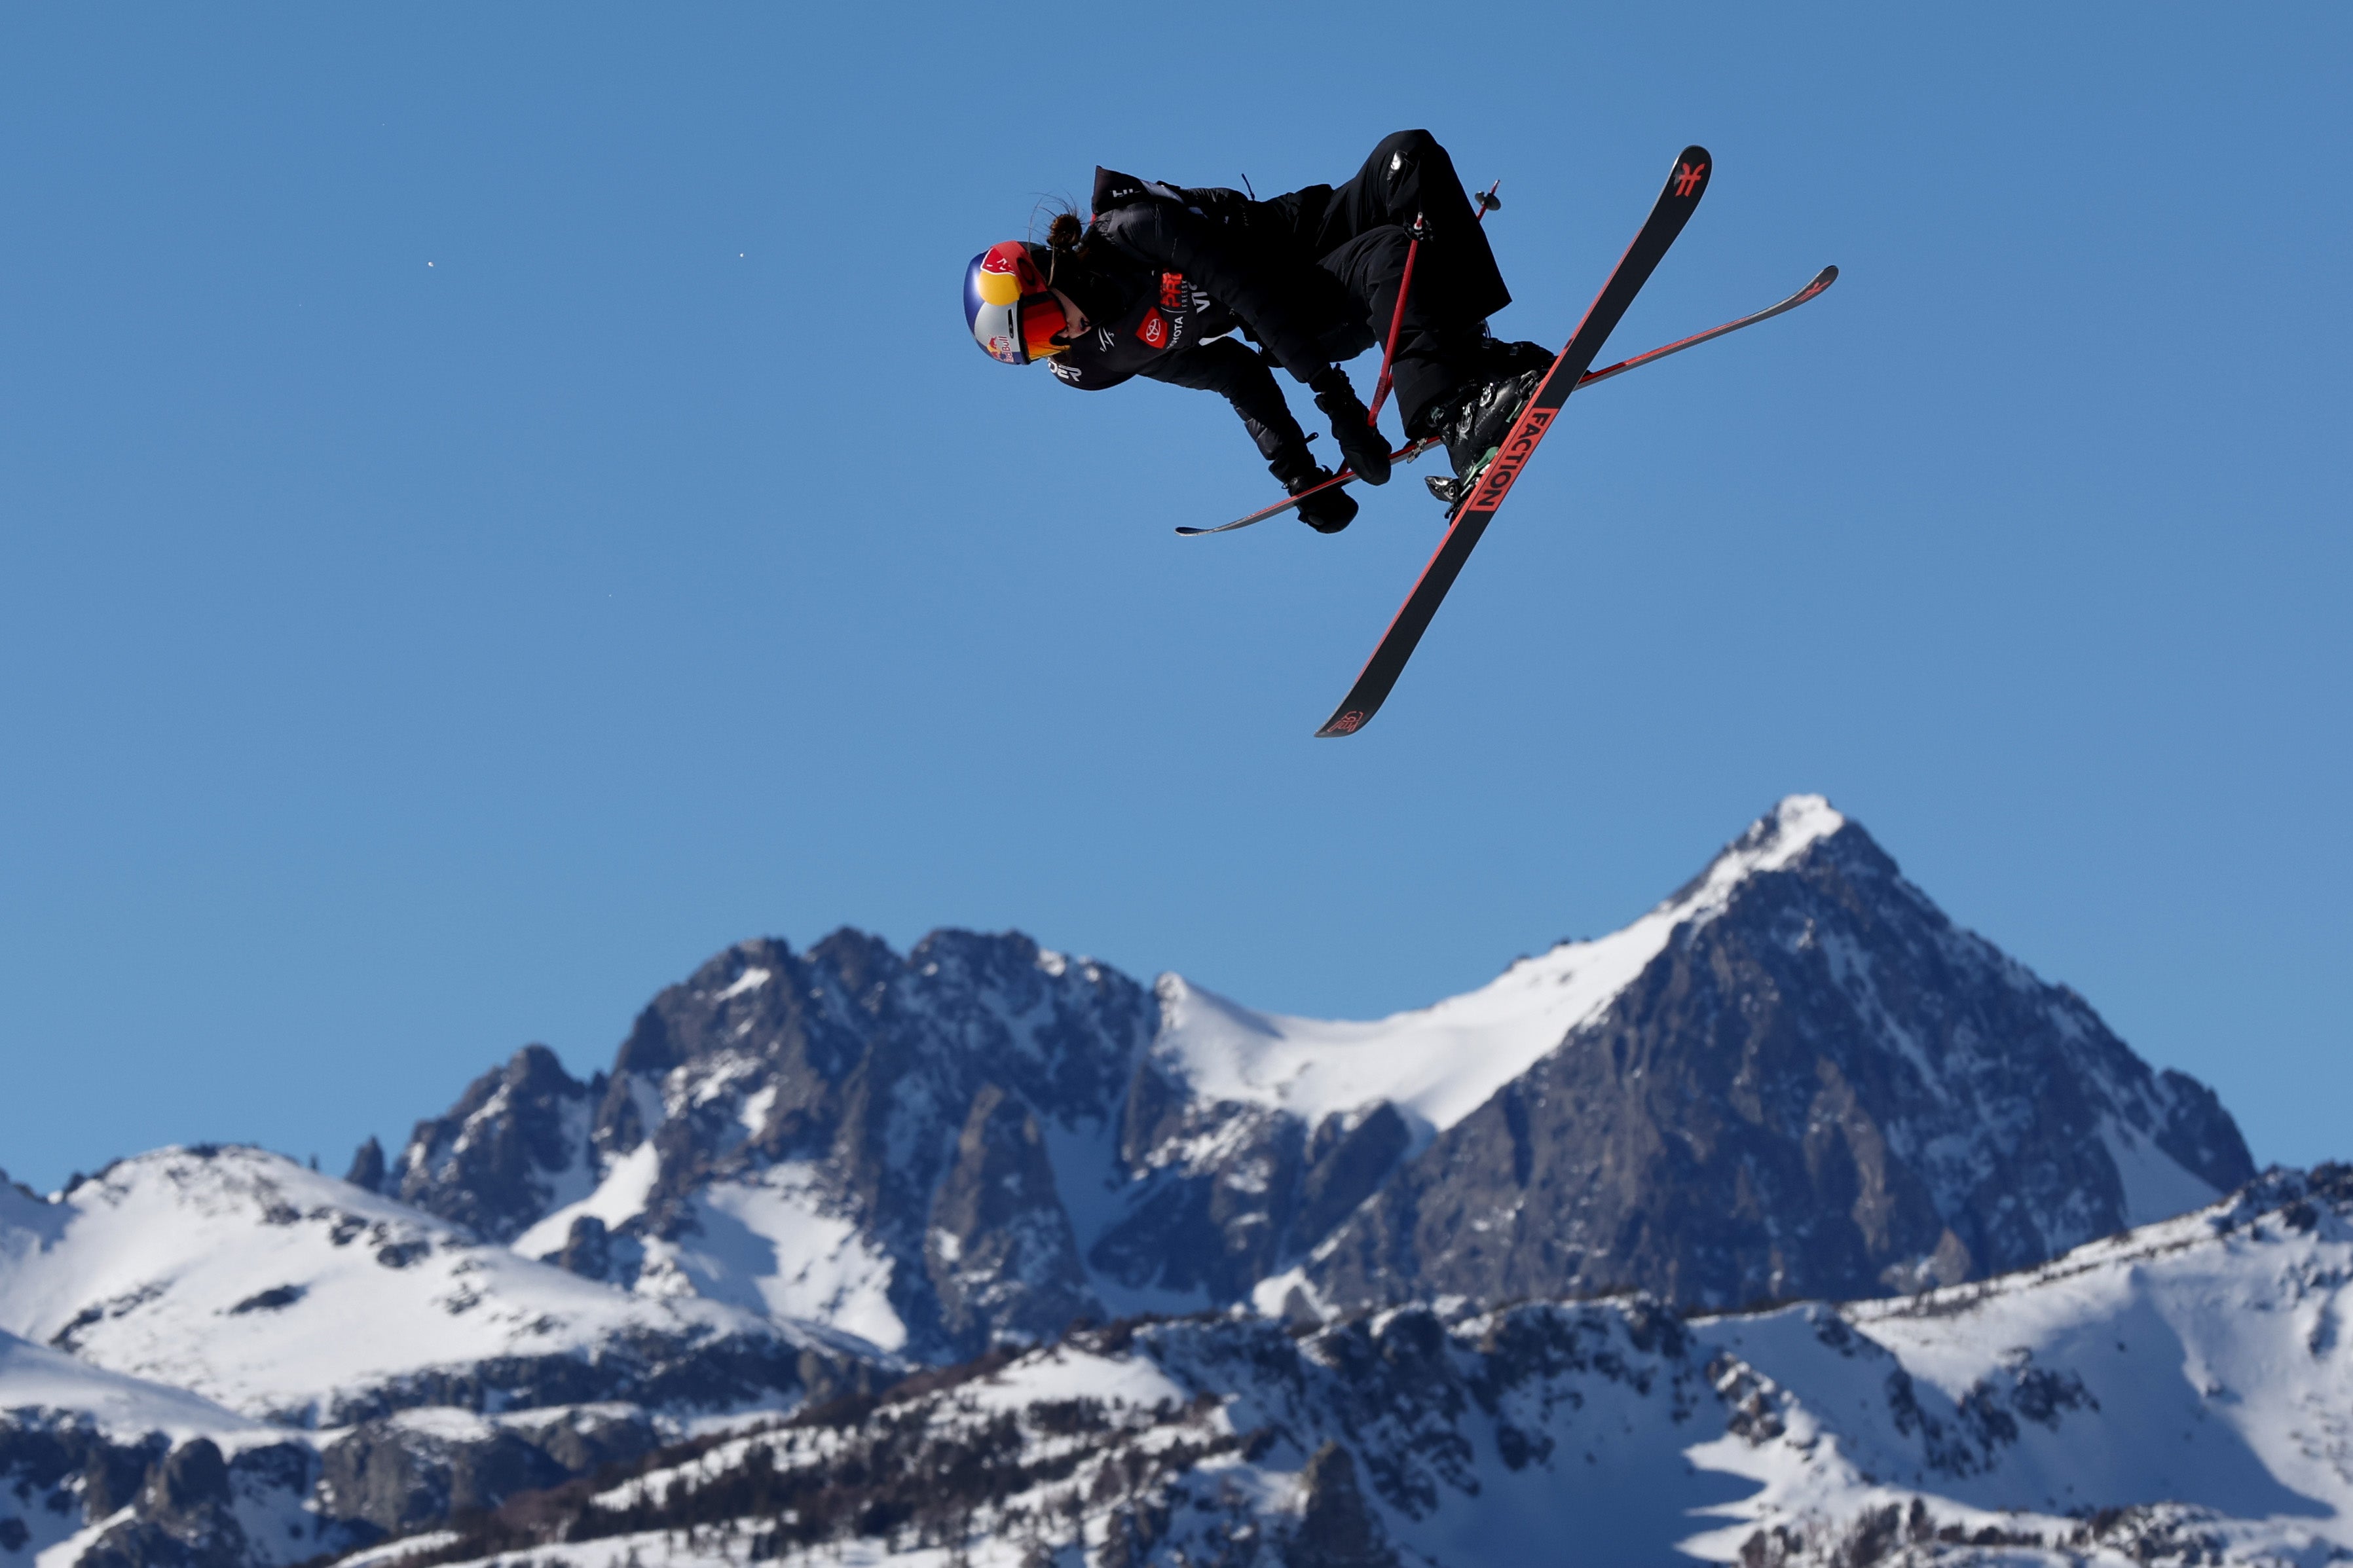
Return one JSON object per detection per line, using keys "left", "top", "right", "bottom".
{"left": 965, "top": 242, "right": 1066, "bottom": 364}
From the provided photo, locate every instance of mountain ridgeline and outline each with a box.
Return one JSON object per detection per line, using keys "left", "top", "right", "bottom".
{"left": 371, "top": 796, "right": 2252, "bottom": 1364}
{"left": 0, "top": 795, "right": 2280, "bottom": 1568}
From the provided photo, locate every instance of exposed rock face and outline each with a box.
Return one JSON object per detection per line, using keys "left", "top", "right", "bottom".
{"left": 1286, "top": 1442, "right": 1401, "bottom": 1568}
{"left": 394, "top": 929, "right": 1161, "bottom": 1362}
{"left": 343, "top": 1137, "right": 385, "bottom": 1195}
{"left": 1094, "top": 1086, "right": 1413, "bottom": 1306}
{"left": 555, "top": 1214, "right": 610, "bottom": 1278}
{"left": 383, "top": 797, "right": 2252, "bottom": 1355}
{"left": 0, "top": 1417, "right": 165, "bottom": 1562}
{"left": 1303, "top": 809, "right": 2255, "bottom": 1313}
{"left": 14, "top": 1429, "right": 360, "bottom": 1568}
{"left": 923, "top": 1084, "right": 1092, "bottom": 1347}
{"left": 395, "top": 1044, "right": 599, "bottom": 1243}
{"left": 0, "top": 1398, "right": 666, "bottom": 1568}
{"left": 316, "top": 1407, "right": 657, "bottom": 1533}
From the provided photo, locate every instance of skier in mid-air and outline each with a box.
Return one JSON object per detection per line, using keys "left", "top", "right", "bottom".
{"left": 963, "top": 130, "right": 1552, "bottom": 532}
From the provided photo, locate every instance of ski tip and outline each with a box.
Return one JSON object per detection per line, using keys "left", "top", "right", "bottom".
{"left": 1174, "top": 526, "right": 1207, "bottom": 536}
{"left": 1314, "top": 708, "right": 1372, "bottom": 738}
{"left": 1817, "top": 264, "right": 1840, "bottom": 286}
{"left": 1664, "top": 146, "right": 1713, "bottom": 204}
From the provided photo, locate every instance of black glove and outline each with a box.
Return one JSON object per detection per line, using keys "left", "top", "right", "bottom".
{"left": 1291, "top": 467, "right": 1359, "bottom": 534}
{"left": 1270, "top": 447, "right": 1358, "bottom": 534}
{"left": 1309, "top": 367, "right": 1392, "bottom": 486}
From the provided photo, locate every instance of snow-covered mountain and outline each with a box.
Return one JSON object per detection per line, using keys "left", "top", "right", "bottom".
{"left": 0, "top": 1146, "right": 873, "bottom": 1427}
{"left": 0, "top": 792, "right": 2270, "bottom": 1567}
{"left": 0, "top": 1327, "right": 376, "bottom": 1568}
{"left": 1289, "top": 795, "right": 2250, "bottom": 1316}
{"left": 363, "top": 1165, "right": 2353, "bottom": 1568}
{"left": 382, "top": 795, "right": 2250, "bottom": 1359}
{"left": 0, "top": 1150, "right": 889, "bottom": 1568}
{"left": 379, "top": 932, "right": 1157, "bottom": 1360}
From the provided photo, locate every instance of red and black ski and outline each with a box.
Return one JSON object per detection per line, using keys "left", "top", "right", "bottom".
{"left": 1315, "top": 146, "right": 1714, "bottom": 738}
{"left": 1176, "top": 264, "right": 1836, "bottom": 539}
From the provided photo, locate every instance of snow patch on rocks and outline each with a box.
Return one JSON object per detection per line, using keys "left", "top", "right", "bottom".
{"left": 1149, "top": 793, "right": 1849, "bottom": 1138}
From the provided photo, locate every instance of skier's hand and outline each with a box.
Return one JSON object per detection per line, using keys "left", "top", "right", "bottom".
{"left": 1284, "top": 464, "right": 1358, "bottom": 534}
{"left": 1309, "top": 369, "right": 1392, "bottom": 486}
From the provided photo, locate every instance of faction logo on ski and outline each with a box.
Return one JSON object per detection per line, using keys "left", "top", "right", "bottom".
{"left": 1326, "top": 710, "right": 1367, "bottom": 735}
{"left": 1464, "top": 405, "right": 1558, "bottom": 510}
{"left": 1674, "top": 161, "right": 1707, "bottom": 197}
{"left": 1135, "top": 308, "right": 1169, "bottom": 348}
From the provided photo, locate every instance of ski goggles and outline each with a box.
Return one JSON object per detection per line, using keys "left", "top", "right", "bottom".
{"left": 965, "top": 241, "right": 1070, "bottom": 363}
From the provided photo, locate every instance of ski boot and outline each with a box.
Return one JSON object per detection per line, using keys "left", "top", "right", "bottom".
{"left": 1416, "top": 340, "right": 1552, "bottom": 507}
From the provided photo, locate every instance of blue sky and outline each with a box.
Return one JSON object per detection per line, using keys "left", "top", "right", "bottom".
{"left": 1, "top": 5, "right": 2344, "bottom": 1191}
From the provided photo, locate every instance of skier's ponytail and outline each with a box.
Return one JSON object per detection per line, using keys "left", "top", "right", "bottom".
{"left": 1034, "top": 200, "right": 1119, "bottom": 321}
{"left": 1041, "top": 206, "right": 1097, "bottom": 291}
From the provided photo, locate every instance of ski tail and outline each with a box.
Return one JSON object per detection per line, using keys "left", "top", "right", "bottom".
{"left": 1578, "top": 264, "right": 1835, "bottom": 390}
{"left": 1314, "top": 146, "right": 1714, "bottom": 738}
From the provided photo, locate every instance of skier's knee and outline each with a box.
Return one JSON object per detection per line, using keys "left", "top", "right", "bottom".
{"left": 1372, "top": 130, "right": 1453, "bottom": 199}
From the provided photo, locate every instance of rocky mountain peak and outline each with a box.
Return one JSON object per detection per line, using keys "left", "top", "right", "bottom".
{"left": 1296, "top": 796, "right": 2251, "bottom": 1315}
{"left": 370, "top": 795, "right": 2250, "bottom": 1360}
{"left": 384, "top": 927, "right": 1154, "bottom": 1359}
{"left": 1657, "top": 791, "right": 1851, "bottom": 921}
{"left": 392, "top": 1043, "right": 599, "bottom": 1243}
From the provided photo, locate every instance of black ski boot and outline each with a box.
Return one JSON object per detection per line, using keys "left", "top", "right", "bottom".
{"left": 1416, "top": 344, "right": 1551, "bottom": 507}
{"left": 1479, "top": 337, "right": 1555, "bottom": 379}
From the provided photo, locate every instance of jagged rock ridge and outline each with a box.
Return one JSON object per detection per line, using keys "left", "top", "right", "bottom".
{"left": 392, "top": 930, "right": 1157, "bottom": 1361}
{"left": 385, "top": 795, "right": 2252, "bottom": 1355}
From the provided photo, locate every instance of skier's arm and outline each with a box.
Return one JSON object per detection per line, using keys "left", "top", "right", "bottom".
{"left": 1141, "top": 340, "right": 1313, "bottom": 469}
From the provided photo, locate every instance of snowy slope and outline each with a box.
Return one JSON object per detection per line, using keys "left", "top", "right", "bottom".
{"left": 0, "top": 1325, "right": 359, "bottom": 1568}
{"left": 0, "top": 1326, "right": 257, "bottom": 1440}
{"left": 1153, "top": 794, "right": 1850, "bottom": 1141}
{"left": 0, "top": 1146, "right": 872, "bottom": 1425}
{"left": 366, "top": 1167, "right": 2353, "bottom": 1568}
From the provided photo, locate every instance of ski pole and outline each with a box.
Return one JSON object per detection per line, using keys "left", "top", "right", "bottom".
{"left": 1365, "top": 220, "right": 1424, "bottom": 428}
{"left": 1366, "top": 181, "right": 1500, "bottom": 428}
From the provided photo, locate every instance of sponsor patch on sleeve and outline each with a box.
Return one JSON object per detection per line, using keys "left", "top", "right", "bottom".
{"left": 1134, "top": 308, "right": 1169, "bottom": 350}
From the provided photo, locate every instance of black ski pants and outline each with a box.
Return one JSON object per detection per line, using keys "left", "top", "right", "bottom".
{"left": 1273, "top": 130, "right": 1513, "bottom": 432}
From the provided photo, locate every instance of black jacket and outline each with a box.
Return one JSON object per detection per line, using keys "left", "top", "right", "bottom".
{"left": 1046, "top": 167, "right": 1348, "bottom": 469}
